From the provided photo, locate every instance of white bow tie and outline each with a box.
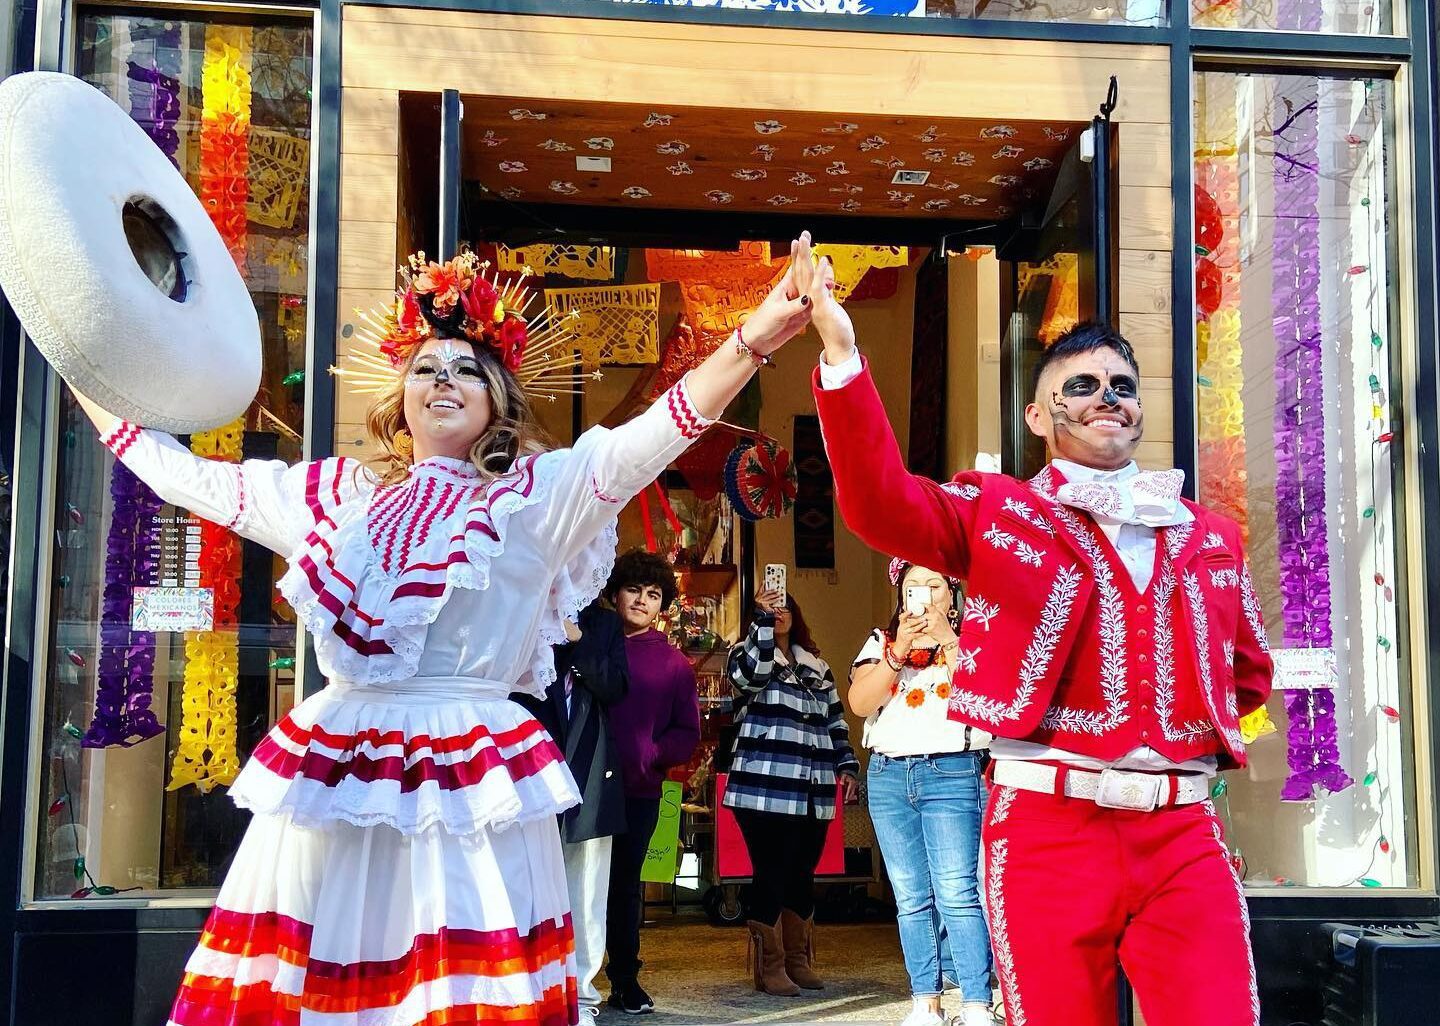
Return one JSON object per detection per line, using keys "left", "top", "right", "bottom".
{"left": 1053, "top": 468, "right": 1192, "bottom": 528}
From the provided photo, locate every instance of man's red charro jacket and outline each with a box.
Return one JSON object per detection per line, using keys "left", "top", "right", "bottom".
{"left": 813, "top": 360, "right": 1272, "bottom": 769}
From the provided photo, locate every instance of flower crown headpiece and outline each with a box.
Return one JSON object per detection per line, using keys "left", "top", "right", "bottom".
{"left": 331, "top": 250, "right": 595, "bottom": 402}
{"left": 887, "top": 557, "right": 961, "bottom": 588}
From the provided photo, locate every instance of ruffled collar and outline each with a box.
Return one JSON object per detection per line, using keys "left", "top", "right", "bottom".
{"left": 409, "top": 455, "right": 482, "bottom": 481}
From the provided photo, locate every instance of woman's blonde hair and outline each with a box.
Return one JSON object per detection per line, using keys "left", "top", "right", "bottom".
{"left": 364, "top": 340, "right": 552, "bottom": 486}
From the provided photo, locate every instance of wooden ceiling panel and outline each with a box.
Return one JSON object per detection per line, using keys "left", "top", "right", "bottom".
{"left": 459, "top": 95, "right": 1084, "bottom": 220}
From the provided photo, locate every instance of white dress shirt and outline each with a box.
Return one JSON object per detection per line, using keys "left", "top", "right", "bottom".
{"left": 818, "top": 347, "right": 1216, "bottom": 777}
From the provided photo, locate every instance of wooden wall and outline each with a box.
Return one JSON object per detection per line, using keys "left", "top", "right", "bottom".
{"left": 337, "top": 7, "right": 1176, "bottom": 466}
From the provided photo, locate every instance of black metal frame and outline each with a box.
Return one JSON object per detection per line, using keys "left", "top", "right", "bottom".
{"left": 0, "top": 0, "right": 1437, "bottom": 1022}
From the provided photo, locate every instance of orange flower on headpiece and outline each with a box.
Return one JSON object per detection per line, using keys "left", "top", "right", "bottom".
{"left": 412, "top": 259, "right": 473, "bottom": 315}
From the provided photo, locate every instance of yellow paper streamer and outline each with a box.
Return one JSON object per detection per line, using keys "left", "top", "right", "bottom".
{"left": 170, "top": 24, "right": 252, "bottom": 792}
{"left": 1240, "top": 707, "right": 1278, "bottom": 745}
{"left": 544, "top": 283, "right": 662, "bottom": 370}
{"left": 812, "top": 245, "right": 910, "bottom": 303}
{"left": 497, "top": 244, "right": 615, "bottom": 281}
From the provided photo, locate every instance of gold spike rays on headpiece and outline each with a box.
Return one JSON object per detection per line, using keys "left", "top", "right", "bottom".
{"left": 329, "top": 251, "right": 600, "bottom": 404}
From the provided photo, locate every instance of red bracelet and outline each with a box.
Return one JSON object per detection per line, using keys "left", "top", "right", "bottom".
{"left": 883, "top": 643, "right": 905, "bottom": 672}
{"left": 734, "top": 325, "right": 772, "bottom": 367}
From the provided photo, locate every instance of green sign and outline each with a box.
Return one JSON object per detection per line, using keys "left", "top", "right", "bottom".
{"left": 640, "top": 781, "right": 684, "bottom": 883}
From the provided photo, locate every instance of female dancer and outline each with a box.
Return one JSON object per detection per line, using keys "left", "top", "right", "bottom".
{"left": 72, "top": 239, "right": 816, "bottom": 1026}
{"left": 849, "top": 561, "right": 995, "bottom": 1026}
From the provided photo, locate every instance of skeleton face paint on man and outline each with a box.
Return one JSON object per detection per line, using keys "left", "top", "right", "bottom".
{"left": 1024, "top": 346, "right": 1144, "bottom": 471}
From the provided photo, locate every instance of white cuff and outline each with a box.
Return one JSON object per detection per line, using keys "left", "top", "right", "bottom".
{"left": 818, "top": 346, "right": 863, "bottom": 390}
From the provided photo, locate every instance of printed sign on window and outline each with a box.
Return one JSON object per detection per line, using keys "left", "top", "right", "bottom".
{"left": 1272, "top": 647, "right": 1338, "bottom": 690}
{"left": 131, "top": 586, "right": 214, "bottom": 633}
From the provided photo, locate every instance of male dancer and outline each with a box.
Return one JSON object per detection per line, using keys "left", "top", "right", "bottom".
{"left": 796, "top": 240, "right": 1270, "bottom": 1026}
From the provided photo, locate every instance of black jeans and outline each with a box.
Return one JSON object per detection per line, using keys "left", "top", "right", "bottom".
{"left": 604, "top": 794, "right": 661, "bottom": 986}
{"left": 733, "top": 807, "right": 830, "bottom": 924}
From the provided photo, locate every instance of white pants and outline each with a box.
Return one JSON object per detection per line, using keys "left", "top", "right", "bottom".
{"left": 564, "top": 835, "right": 614, "bottom": 1011}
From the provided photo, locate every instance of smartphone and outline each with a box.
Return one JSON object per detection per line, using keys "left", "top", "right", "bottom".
{"left": 764, "top": 563, "right": 787, "bottom": 603}
{"left": 905, "top": 584, "right": 930, "bottom": 618}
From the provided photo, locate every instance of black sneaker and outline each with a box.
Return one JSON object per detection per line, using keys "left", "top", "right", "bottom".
{"left": 608, "top": 981, "right": 654, "bottom": 1015}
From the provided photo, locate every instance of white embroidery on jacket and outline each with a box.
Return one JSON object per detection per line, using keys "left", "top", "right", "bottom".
{"left": 944, "top": 481, "right": 982, "bottom": 501}
{"left": 951, "top": 565, "right": 1082, "bottom": 725}
{"left": 1153, "top": 563, "right": 1214, "bottom": 744}
{"left": 1014, "top": 541, "right": 1046, "bottom": 568}
{"left": 1002, "top": 497, "right": 1057, "bottom": 537}
{"left": 983, "top": 525, "right": 1017, "bottom": 551}
{"left": 963, "top": 596, "right": 1001, "bottom": 631}
{"left": 1184, "top": 570, "right": 1243, "bottom": 750}
{"left": 1040, "top": 507, "right": 1128, "bottom": 736}
{"left": 955, "top": 647, "right": 979, "bottom": 674}
{"left": 1203, "top": 530, "right": 1226, "bottom": 551}
{"left": 1210, "top": 568, "right": 1240, "bottom": 590}
{"left": 1238, "top": 563, "right": 1271, "bottom": 654}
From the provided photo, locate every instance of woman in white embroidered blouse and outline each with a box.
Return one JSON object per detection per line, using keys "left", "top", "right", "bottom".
{"left": 68, "top": 240, "right": 818, "bottom": 1026}
{"left": 848, "top": 561, "right": 996, "bottom": 1026}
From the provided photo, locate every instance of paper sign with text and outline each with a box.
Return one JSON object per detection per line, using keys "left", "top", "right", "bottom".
{"left": 1272, "top": 647, "right": 1338, "bottom": 691}
{"left": 131, "top": 587, "right": 214, "bottom": 633}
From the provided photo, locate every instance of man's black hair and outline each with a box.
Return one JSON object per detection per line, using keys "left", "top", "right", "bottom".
{"left": 604, "top": 549, "right": 679, "bottom": 611}
{"left": 1030, "top": 321, "right": 1140, "bottom": 399}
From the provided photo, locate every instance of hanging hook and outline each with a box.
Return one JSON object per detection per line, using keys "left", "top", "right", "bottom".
{"left": 1099, "top": 75, "right": 1119, "bottom": 121}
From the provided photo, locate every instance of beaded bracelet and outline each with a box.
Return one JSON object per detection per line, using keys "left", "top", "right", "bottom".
{"left": 883, "top": 643, "right": 905, "bottom": 672}
{"left": 734, "top": 325, "right": 772, "bottom": 367}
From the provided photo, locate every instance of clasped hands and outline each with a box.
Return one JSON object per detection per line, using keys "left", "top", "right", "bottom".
{"left": 733, "top": 232, "right": 858, "bottom": 363}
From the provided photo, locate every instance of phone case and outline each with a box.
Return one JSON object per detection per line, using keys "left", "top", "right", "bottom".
{"left": 905, "top": 585, "right": 929, "bottom": 617}
{"left": 764, "top": 564, "right": 786, "bottom": 596}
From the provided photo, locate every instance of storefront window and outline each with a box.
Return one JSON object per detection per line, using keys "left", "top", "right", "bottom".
{"left": 1193, "top": 70, "right": 1415, "bottom": 888}
{"left": 602, "top": 0, "right": 1166, "bottom": 28}
{"left": 1191, "top": 0, "right": 1392, "bottom": 34}
{"left": 28, "top": 9, "right": 314, "bottom": 902}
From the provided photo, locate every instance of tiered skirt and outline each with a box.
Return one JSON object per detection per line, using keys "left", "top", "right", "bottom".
{"left": 166, "top": 682, "right": 581, "bottom": 1026}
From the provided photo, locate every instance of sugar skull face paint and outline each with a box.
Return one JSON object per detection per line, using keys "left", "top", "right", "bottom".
{"left": 406, "top": 340, "right": 489, "bottom": 388}
{"left": 401, "top": 337, "right": 495, "bottom": 462}
{"left": 1025, "top": 348, "right": 1144, "bottom": 470}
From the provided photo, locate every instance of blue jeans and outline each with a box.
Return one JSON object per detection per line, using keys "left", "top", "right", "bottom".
{"left": 867, "top": 751, "right": 991, "bottom": 1002}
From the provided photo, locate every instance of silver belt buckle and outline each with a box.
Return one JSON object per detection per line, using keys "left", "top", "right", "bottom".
{"left": 1094, "top": 768, "right": 1161, "bottom": 811}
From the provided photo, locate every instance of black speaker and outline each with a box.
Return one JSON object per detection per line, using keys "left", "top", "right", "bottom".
{"left": 1319, "top": 922, "right": 1440, "bottom": 1025}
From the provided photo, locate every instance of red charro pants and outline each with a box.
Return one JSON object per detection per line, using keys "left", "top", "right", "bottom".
{"left": 980, "top": 785, "right": 1259, "bottom": 1026}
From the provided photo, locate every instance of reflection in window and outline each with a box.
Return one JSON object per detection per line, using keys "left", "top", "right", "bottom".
{"left": 1193, "top": 71, "right": 1412, "bottom": 887}
{"left": 1192, "top": 0, "right": 1391, "bottom": 34}
{"left": 31, "top": 10, "right": 313, "bottom": 900}
{"left": 928, "top": 0, "right": 1164, "bottom": 25}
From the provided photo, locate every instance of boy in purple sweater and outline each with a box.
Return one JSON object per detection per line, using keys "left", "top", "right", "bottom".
{"left": 602, "top": 550, "right": 701, "bottom": 1015}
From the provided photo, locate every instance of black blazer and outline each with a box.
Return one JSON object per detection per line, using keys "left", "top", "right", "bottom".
{"left": 518, "top": 603, "right": 630, "bottom": 842}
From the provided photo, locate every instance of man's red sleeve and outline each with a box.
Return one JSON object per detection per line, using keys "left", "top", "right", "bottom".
{"left": 812, "top": 358, "right": 976, "bottom": 580}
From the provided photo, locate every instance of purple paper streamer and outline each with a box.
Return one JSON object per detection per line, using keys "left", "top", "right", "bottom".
{"left": 82, "top": 30, "right": 182, "bottom": 748}
{"left": 1270, "top": 16, "right": 1353, "bottom": 801}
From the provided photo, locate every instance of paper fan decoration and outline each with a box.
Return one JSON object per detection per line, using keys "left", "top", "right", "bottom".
{"left": 723, "top": 440, "right": 797, "bottom": 522}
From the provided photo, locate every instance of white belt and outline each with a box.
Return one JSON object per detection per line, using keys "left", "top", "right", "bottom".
{"left": 992, "top": 760, "right": 1210, "bottom": 812}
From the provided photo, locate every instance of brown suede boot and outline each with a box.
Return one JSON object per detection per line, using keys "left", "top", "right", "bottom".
{"left": 747, "top": 917, "right": 800, "bottom": 996}
{"left": 780, "top": 908, "right": 825, "bottom": 990}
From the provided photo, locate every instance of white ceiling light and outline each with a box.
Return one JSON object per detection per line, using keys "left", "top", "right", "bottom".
{"left": 576, "top": 156, "right": 612, "bottom": 172}
{"left": 891, "top": 169, "right": 930, "bottom": 186}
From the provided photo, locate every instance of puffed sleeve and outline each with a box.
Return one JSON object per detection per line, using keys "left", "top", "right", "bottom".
{"left": 535, "top": 374, "right": 714, "bottom": 561}
{"left": 100, "top": 420, "right": 371, "bottom": 556}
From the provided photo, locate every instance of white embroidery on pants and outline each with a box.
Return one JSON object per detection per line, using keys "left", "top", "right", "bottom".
{"left": 1206, "top": 803, "right": 1260, "bottom": 1026}
{"left": 984, "top": 839, "right": 1026, "bottom": 1026}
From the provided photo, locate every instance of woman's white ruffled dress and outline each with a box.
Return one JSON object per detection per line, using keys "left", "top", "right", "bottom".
{"left": 99, "top": 378, "right": 713, "bottom": 1026}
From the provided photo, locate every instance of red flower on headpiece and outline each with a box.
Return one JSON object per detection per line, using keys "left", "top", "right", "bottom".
{"left": 462, "top": 277, "right": 500, "bottom": 328}
{"left": 397, "top": 288, "right": 421, "bottom": 332}
{"left": 498, "top": 317, "right": 528, "bottom": 372}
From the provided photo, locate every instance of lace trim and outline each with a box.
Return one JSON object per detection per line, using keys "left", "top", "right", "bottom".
{"left": 278, "top": 447, "right": 619, "bottom": 694}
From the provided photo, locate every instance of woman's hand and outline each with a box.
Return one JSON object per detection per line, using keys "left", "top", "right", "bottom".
{"left": 890, "top": 613, "right": 926, "bottom": 659}
{"left": 755, "top": 588, "right": 784, "bottom": 614}
{"left": 839, "top": 772, "right": 860, "bottom": 804}
{"left": 923, "top": 605, "right": 958, "bottom": 647}
{"left": 790, "top": 233, "right": 856, "bottom": 362}
{"left": 738, "top": 235, "right": 815, "bottom": 357}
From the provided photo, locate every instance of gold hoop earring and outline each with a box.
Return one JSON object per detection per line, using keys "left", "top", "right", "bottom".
{"left": 393, "top": 428, "right": 414, "bottom": 462}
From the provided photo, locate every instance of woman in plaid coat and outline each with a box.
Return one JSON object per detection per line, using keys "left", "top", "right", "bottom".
{"left": 724, "top": 589, "right": 859, "bottom": 996}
